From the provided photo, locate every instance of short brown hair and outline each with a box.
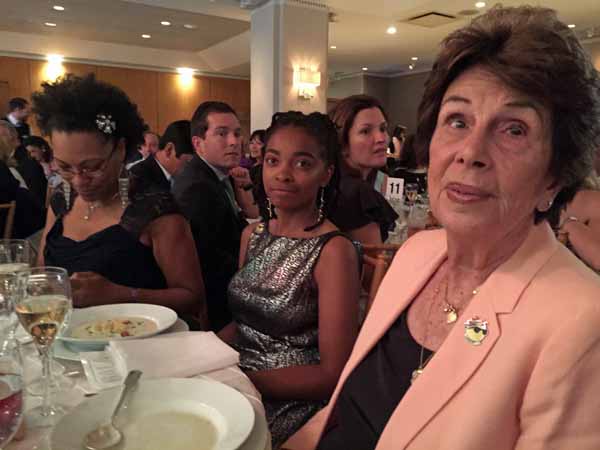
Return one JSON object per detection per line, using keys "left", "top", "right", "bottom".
{"left": 330, "top": 95, "right": 388, "bottom": 150}
{"left": 416, "top": 5, "right": 600, "bottom": 223}
{"left": 190, "top": 101, "right": 238, "bottom": 139}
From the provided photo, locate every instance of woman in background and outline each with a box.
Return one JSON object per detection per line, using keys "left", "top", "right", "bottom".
{"left": 24, "top": 135, "right": 63, "bottom": 188}
{"left": 33, "top": 74, "right": 207, "bottom": 325}
{"left": 329, "top": 95, "right": 398, "bottom": 243}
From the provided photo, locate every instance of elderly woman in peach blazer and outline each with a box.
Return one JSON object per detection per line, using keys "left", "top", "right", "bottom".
{"left": 284, "top": 6, "right": 600, "bottom": 450}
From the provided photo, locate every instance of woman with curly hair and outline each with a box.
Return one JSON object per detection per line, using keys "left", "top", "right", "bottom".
{"left": 33, "top": 74, "right": 207, "bottom": 326}
{"left": 219, "top": 111, "right": 361, "bottom": 448}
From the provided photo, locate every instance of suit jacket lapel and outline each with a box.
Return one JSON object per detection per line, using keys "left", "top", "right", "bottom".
{"left": 376, "top": 223, "right": 559, "bottom": 449}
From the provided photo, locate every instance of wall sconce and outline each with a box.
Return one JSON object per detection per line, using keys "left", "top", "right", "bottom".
{"left": 176, "top": 67, "right": 195, "bottom": 89}
{"left": 293, "top": 67, "right": 321, "bottom": 99}
{"left": 44, "top": 54, "right": 65, "bottom": 82}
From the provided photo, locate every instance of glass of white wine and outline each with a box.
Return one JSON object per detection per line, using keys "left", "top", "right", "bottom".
{"left": 0, "top": 339, "right": 23, "bottom": 448}
{"left": 0, "top": 240, "right": 31, "bottom": 342}
{"left": 14, "top": 266, "right": 72, "bottom": 428}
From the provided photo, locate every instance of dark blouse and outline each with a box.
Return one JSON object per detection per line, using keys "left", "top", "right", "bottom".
{"left": 330, "top": 167, "right": 398, "bottom": 242}
{"left": 317, "top": 307, "right": 433, "bottom": 450}
{"left": 44, "top": 185, "right": 178, "bottom": 290}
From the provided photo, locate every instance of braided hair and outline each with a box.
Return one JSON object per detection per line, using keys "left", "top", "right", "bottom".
{"left": 257, "top": 111, "right": 341, "bottom": 231}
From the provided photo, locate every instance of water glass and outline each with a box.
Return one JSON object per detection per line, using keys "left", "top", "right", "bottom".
{"left": 0, "top": 340, "right": 23, "bottom": 448}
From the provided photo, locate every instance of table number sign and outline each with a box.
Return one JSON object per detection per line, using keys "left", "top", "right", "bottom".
{"left": 385, "top": 176, "right": 405, "bottom": 200}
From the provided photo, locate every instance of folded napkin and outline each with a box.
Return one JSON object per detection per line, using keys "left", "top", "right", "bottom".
{"left": 108, "top": 331, "right": 239, "bottom": 379}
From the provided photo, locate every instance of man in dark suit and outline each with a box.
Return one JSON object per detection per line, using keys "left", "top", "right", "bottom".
{"left": 0, "top": 120, "right": 47, "bottom": 207}
{"left": 130, "top": 120, "right": 194, "bottom": 192}
{"left": 125, "top": 131, "right": 159, "bottom": 168}
{"left": 172, "top": 102, "right": 248, "bottom": 331}
{"left": 0, "top": 160, "right": 45, "bottom": 238}
{"left": 4, "top": 98, "right": 31, "bottom": 141}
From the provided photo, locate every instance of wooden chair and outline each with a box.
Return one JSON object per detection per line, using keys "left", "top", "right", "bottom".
{"left": 0, "top": 201, "right": 17, "bottom": 239}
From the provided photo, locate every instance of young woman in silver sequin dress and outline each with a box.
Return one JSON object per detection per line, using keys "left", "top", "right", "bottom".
{"left": 219, "top": 112, "right": 361, "bottom": 448}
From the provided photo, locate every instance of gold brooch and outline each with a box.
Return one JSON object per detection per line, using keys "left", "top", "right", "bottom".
{"left": 464, "top": 316, "right": 488, "bottom": 345}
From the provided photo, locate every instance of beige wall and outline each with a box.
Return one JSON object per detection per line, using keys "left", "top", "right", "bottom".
{"left": 363, "top": 75, "right": 390, "bottom": 116}
{"left": 0, "top": 55, "right": 250, "bottom": 137}
{"left": 387, "top": 71, "right": 429, "bottom": 134}
{"left": 327, "top": 75, "right": 363, "bottom": 100}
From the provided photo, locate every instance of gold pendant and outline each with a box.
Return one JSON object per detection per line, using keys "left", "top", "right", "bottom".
{"left": 444, "top": 304, "right": 458, "bottom": 324}
{"left": 411, "top": 368, "right": 423, "bottom": 384}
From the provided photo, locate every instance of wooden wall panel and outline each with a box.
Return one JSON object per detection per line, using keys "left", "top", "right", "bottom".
{"left": 0, "top": 57, "right": 30, "bottom": 105}
{"left": 97, "top": 66, "right": 159, "bottom": 133}
{"left": 157, "top": 73, "right": 211, "bottom": 134}
{"left": 0, "top": 56, "right": 250, "bottom": 138}
{"left": 29, "top": 61, "right": 97, "bottom": 94}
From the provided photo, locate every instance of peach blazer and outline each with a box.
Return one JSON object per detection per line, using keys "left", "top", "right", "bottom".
{"left": 285, "top": 222, "right": 600, "bottom": 450}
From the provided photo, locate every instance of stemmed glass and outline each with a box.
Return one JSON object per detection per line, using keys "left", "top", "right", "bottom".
{"left": 0, "top": 339, "right": 23, "bottom": 448}
{"left": 0, "top": 240, "right": 31, "bottom": 343}
{"left": 404, "top": 183, "right": 420, "bottom": 206}
{"left": 14, "top": 267, "right": 72, "bottom": 428}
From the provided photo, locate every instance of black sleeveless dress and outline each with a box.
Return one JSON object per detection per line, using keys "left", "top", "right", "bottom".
{"left": 44, "top": 185, "right": 178, "bottom": 290}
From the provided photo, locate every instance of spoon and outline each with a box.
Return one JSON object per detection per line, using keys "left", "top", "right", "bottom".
{"left": 84, "top": 370, "right": 142, "bottom": 450}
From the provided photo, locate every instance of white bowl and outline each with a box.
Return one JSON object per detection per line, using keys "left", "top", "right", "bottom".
{"left": 60, "top": 303, "right": 178, "bottom": 351}
{"left": 50, "top": 378, "right": 256, "bottom": 450}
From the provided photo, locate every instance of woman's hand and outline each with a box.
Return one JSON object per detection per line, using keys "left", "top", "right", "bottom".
{"left": 70, "top": 271, "right": 123, "bottom": 307}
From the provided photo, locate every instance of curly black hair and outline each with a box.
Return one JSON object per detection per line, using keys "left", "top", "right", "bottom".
{"left": 31, "top": 73, "right": 147, "bottom": 159}
{"left": 257, "top": 111, "right": 341, "bottom": 231}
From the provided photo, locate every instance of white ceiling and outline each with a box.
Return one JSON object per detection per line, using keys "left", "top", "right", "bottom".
{"left": 1, "top": 0, "right": 599, "bottom": 77}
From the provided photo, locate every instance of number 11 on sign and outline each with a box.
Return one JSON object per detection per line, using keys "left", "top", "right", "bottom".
{"left": 385, "top": 177, "right": 405, "bottom": 200}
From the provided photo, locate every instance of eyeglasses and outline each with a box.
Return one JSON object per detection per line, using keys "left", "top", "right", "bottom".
{"left": 56, "top": 142, "right": 118, "bottom": 179}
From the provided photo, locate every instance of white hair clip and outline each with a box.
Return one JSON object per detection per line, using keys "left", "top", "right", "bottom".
{"left": 96, "top": 114, "right": 116, "bottom": 134}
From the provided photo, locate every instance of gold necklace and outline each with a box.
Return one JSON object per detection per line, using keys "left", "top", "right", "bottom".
{"left": 443, "top": 282, "right": 480, "bottom": 324}
{"left": 411, "top": 274, "right": 445, "bottom": 384}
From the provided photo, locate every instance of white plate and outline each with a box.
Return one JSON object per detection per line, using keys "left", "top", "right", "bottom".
{"left": 54, "top": 318, "right": 189, "bottom": 361}
{"left": 61, "top": 303, "right": 178, "bottom": 351}
{"left": 50, "top": 378, "right": 255, "bottom": 450}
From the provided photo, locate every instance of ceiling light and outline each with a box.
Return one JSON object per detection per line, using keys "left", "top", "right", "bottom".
{"left": 386, "top": 26, "right": 397, "bottom": 35}
{"left": 568, "top": 24, "right": 576, "bottom": 28}
{"left": 475, "top": 2, "right": 486, "bottom": 8}
{"left": 161, "top": 21, "right": 171, "bottom": 26}
{"left": 52, "top": 5, "right": 65, "bottom": 11}
{"left": 411, "top": 56, "right": 418, "bottom": 61}
{"left": 330, "top": 45, "right": 337, "bottom": 49}
{"left": 183, "top": 24, "right": 197, "bottom": 29}
{"left": 362, "top": 67, "right": 368, "bottom": 71}
{"left": 409, "top": 64, "right": 414, "bottom": 70}
{"left": 44, "top": 22, "right": 57, "bottom": 27}
{"left": 141, "top": 34, "right": 151, "bottom": 39}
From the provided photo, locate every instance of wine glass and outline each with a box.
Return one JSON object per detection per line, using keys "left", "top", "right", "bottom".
{"left": 0, "top": 339, "right": 23, "bottom": 448}
{"left": 14, "top": 267, "right": 72, "bottom": 428}
{"left": 0, "top": 240, "right": 31, "bottom": 342}
{"left": 405, "top": 183, "right": 419, "bottom": 206}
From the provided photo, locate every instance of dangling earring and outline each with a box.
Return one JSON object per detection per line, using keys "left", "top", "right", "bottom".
{"left": 118, "top": 166, "right": 130, "bottom": 209}
{"left": 62, "top": 180, "right": 71, "bottom": 211}
{"left": 317, "top": 187, "right": 326, "bottom": 223}
{"left": 267, "top": 197, "right": 275, "bottom": 219}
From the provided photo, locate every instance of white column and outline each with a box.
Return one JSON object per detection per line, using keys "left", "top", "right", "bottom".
{"left": 250, "top": 0, "right": 329, "bottom": 131}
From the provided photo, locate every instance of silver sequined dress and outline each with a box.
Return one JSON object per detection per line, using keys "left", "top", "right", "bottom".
{"left": 228, "top": 223, "right": 352, "bottom": 448}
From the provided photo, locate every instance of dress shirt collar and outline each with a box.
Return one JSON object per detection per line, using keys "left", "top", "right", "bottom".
{"left": 199, "top": 155, "right": 229, "bottom": 182}
{"left": 154, "top": 157, "right": 172, "bottom": 182}
{"left": 6, "top": 113, "right": 20, "bottom": 126}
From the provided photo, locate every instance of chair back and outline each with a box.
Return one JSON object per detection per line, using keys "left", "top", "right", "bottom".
{"left": 361, "top": 244, "right": 400, "bottom": 314}
{"left": 0, "top": 201, "right": 17, "bottom": 239}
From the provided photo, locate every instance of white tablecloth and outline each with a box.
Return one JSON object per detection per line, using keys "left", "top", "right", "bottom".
{"left": 7, "top": 343, "right": 271, "bottom": 450}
